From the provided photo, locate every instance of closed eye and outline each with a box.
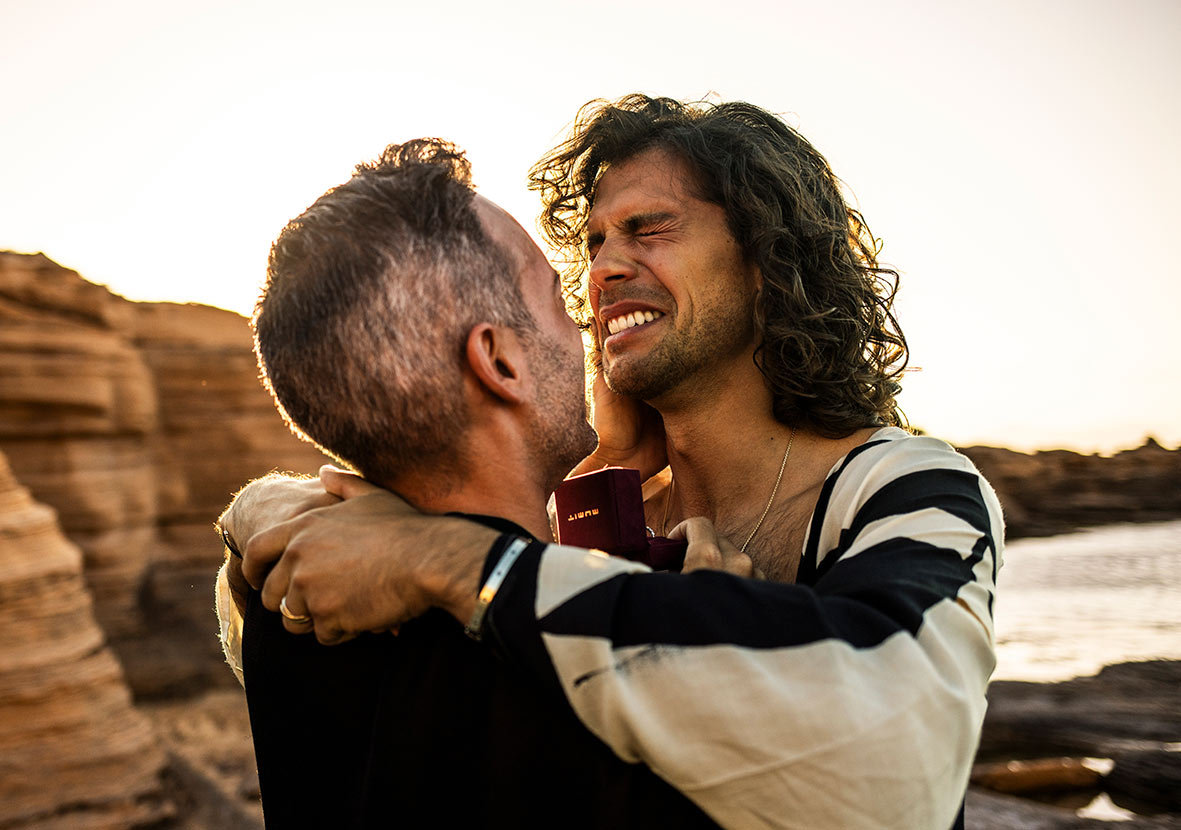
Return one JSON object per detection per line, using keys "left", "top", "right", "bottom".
{"left": 586, "top": 232, "right": 604, "bottom": 260}
{"left": 626, "top": 212, "right": 677, "bottom": 239}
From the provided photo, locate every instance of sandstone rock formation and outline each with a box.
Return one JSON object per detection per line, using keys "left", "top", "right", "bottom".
{"left": 120, "top": 300, "right": 332, "bottom": 697}
{"left": 961, "top": 440, "right": 1181, "bottom": 539}
{"left": 0, "top": 447, "right": 167, "bottom": 828}
{"left": 0, "top": 252, "right": 329, "bottom": 699}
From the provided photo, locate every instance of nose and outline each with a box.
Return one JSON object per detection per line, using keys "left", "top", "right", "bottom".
{"left": 588, "top": 237, "right": 637, "bottom": 294}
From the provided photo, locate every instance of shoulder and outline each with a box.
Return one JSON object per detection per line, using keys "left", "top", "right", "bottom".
{"left": 826, "top": 426, "right": 995, "bottom": 495}
{"left": 805, "top": 428, "right": 1005, "bottom": 564}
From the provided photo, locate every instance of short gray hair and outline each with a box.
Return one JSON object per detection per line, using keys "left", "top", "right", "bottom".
{"left": 255, "top": 139, "right": 532, "bottom": 486}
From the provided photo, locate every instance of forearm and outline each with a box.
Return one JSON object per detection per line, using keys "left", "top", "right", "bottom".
{"left": 243, "top": 484, "right": 504, "bottom": 642}
{"left": 410, "top": 520, "right": 500, "bottom": 628}
{"left": 483, "top": 545, "right": 992, "bottom": 829}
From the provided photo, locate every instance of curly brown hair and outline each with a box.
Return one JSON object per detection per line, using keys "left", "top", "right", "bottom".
{"left": 529, "top": 94, "right": 909, "bottom": 437}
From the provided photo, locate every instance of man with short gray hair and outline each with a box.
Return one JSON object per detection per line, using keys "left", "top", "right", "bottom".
{"left": 223, "top": 138, "right": 720, "bottom": 827}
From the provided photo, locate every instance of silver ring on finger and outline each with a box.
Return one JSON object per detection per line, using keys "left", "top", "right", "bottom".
{"left": 279, "top": 595, "right": 312, "bottom": 625}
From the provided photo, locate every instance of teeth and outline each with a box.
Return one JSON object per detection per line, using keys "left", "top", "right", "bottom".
{"left": 606, "top": 310, "right": 664, "bottom": 335}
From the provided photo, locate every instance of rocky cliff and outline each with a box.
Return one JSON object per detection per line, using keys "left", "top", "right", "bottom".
{"left": 960, "top": 440, "right": 1181, "bottom": 540}
{"left": 0, "top": 447, "right": 168, "bottom": 828}
{"left": 0, "top": 252, "right": 330, "bottom": 702}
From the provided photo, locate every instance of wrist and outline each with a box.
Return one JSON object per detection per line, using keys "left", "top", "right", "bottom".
{"left": 219, "top": 483, "right": 262, "bottom": 547}
{"left": 219, "top": 523, "right": 242, "bottom": 559}
{"left": 464, "top": 535, "right": 531, "bottom": 640}
{"left": 417, "top": 520, "right": 500, "bottom": 624}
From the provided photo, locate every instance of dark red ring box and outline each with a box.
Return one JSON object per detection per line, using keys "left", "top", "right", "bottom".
{"left": 554, "top": 467, "right": 686, "bottom": 572}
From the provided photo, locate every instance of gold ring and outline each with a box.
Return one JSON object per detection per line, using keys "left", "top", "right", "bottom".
{"left": 279, "top": 595, "right": 312, "bottom": 625}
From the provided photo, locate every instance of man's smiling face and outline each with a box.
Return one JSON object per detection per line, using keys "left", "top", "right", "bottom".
{"left": 585, "top": 147, "right": 761, "bottom": 403}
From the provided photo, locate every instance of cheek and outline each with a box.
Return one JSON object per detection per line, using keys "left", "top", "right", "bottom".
{"left": 556, "top": 313, "right": 585, "bottom": 352}
{"left": 587, "top": 281, "right": 602, "bottom": 314}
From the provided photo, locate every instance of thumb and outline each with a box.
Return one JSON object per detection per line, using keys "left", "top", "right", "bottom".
{"left": 666, "top": 517, "right": 709, "bottom": 542}
{"left": 320, "top": 464, "right": 382, "bottom": 499}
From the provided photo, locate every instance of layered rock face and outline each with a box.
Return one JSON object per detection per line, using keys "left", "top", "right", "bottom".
{"left": 122, "top": 301, "right": 331, "bottom": 697}
{"left": 960, "top": 440, "right": 1181, "bottom": 539}
{"left": 0, "top": 253, "right": 157, "bottom": 644}
{"left": 0, "top": 448, "right": 168, "bottom": 828}
{"left": 0, "top": 252, "right": 329, "bottom": 699}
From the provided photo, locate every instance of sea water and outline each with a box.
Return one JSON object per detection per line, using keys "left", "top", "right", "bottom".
{"left": 992, "top": 519, "right": 1181, "bottom": 682}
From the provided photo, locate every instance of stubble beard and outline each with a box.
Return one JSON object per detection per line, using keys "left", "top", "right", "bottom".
{"left": 526, "top": 338, "right": 598, "bottom": 483}
{"left": 603, "top": 298, "right": 756, "bottom": 404}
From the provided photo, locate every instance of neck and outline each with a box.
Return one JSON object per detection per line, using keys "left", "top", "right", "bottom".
{"left": 386, "top": 448, "right": 557, "bottom": 542}
{"left": 656, "top": 365, "right": 797, "bottom": 528}
{"left": 652, "top": 362, "right": 884, "bottom": 556}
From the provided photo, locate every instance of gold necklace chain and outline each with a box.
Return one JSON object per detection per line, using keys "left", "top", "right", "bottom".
{"left": 660, "top": 426, "right": 798, "bottom": 554}
{"left": 739, "top": 427, "right": 797, "bottom": 553}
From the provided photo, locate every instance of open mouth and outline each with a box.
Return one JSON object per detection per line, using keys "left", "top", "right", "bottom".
{"left": 604, "top": 309, "right": 665, "bottom": 336}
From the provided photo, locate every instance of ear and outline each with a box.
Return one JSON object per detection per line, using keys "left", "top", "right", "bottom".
{"left": 751, "top": 280, "right": 766, "bottom": 339}
{"left": 464, "top": 323, "right": 530, "bottom": 404}
{"left": 747, "top": 260, "right": 764, "bottom": 293}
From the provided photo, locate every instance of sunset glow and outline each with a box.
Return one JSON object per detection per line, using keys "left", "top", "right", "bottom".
{"left": 2, "top": 0, "right": 1178, "bottom": 453}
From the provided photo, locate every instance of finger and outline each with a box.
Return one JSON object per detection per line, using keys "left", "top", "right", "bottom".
{"left": 683, "top": 542, "right": 723, "bottom": 572}
{"left": 704, "top": 530, "right": 754, "bottom": 578}
{"left": 301, "top": 487, "right": 343, "bottom": 513}
{"left": 672, "top": 517, "right": 756, "bottom": 576}
{"left": 271, "top": 578, "right": 314, "bottom": 637}
{"left": 367, "top": 624, "right": 402, "bottom": 636}
{"left": 258, "top": 543, "right": 297, "bottom": 612}
{"left": 678, "top": 519, "right": 724, "bottom": 572}
{"left": 666, "top": 516, "right": 709, "bottom": 542}
{"left": 718, "top": 550, "right": 755, "bottom": 578}
{"left": 314, "top": 624, "right": 356, "bottom": 646}
{"left": 226, "top": 555, "right": 250, "bottom": 604}
{"left": 280, "top": 593, "right": 315, "bottom": 635}
{"left": 241, "top": 520, "right": 294, "bottom": 589}
{"left": 320, "top": 465, "right": 382, "bottom": 500}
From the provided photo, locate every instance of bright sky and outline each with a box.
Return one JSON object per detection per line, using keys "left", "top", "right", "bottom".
{"left": 3, "top": 0, "right": 1178, "bottom": 453}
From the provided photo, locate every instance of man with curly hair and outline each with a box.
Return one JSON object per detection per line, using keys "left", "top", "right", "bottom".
{"left": 224, "top": 96, "right": 1002, "bottom": 830}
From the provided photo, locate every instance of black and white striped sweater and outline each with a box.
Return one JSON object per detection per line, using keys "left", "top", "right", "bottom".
{"left": 482, "top": 427, "right": 1004, "bottom": 829}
